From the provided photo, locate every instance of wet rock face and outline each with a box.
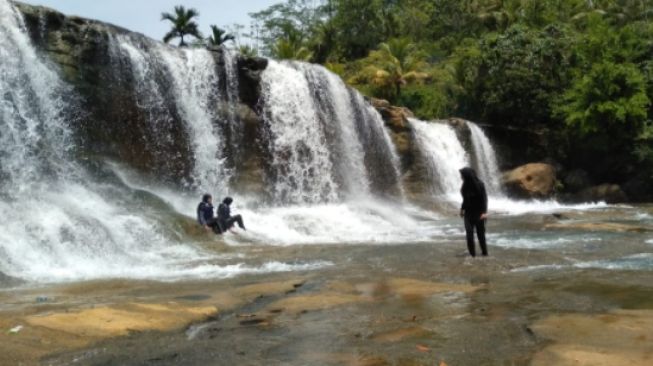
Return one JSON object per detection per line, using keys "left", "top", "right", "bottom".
{"left": 502, "top": 163, "right": 558, "bottom": 199}
{"left": 16, "top": 2, "right": 193, "bottom": 183}
{"left": 14, "top": 2, "right": 270, "bottom": 188}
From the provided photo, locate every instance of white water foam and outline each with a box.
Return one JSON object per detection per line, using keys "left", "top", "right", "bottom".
{"left": 573, "top": 253, "right": 653, "bottom": 271}
{"left": 489, "top": 198, "right": 608, "bottom": 215}
{"left": 490, "top": 234, "right": 603, "bottom": 249}
{"left": 111, "top": 162, "right": 448, "bottom": 246}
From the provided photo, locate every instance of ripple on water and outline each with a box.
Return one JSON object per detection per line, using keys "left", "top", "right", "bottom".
{"left": 573, "top": 253, "right": 653, "bottom": 271}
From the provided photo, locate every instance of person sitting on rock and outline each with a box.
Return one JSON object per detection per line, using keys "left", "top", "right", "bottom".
{"left": 218, "top": 197, "right": 246, "bottom": 232}
{"left": 197, "top": 194, "right": 222, "bottom": 234}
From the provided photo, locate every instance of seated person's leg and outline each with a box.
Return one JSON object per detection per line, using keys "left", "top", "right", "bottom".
{"left": 233, "top": 214, "right": 245, "bottom": 229}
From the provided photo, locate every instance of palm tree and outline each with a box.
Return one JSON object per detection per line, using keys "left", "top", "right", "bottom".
{"left": 351, "top": 38, "right": 429, "bottom": 100}
{"left": 206, "top": 25, "right": 236, "bottom": 47}
{"left": 270, "top": 23, "right": 313, "bottom": 61}
{"left": 271, "top": 39, "right": 313, "bottom": 61}
{"left": 161, "top": 6, "right": 202, "bottom": 47}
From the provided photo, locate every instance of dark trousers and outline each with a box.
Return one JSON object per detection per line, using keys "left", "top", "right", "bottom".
{"left": 220, "top": 214, "right": 245, "bottom": 231}
{"left": 464, "top": 215, "right": 488, "bottom": 257}
{"left": 206, "top": 218, "right": 223, "bottom": 234}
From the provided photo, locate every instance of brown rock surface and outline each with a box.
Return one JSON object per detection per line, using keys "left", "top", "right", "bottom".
{"left": 531, "top": 309, "right": 653, "bottom": 366}
{"left": 25, "top": 303, "right": 217, "bottom": 337}
{"left": 502, "top": 163, "right": 557, "bottom": 198}
{"left": 370, "top": 97, "right": 414, "bottom": 133}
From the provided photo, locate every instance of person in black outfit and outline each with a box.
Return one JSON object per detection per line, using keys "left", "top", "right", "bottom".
{"left": 218, "top": 197, "right": 246, "bottom": 232}
{"left": 197, "top": 194, "right": 223, "bottom": 234}
{"left": 459, "top": 167, "right": 488, "bottom": 257}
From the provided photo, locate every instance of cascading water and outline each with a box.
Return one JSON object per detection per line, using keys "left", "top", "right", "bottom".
{"left": 409, "top": 118, "right": 469, "bottom": 199}
{"left": 0, "top": 0, "right": 73, "bottom": 192}
{"left": 0, "top": 1, "right": 332, "bottom": 283}
{"left": 156, "top": 43, "right": 228, "bottom": 192}
{"left": 260, "top": 60, "right": 340, "bottom": 204}
{"left": 467, "top": 121, "right": 502, "bottom": 195}
{"left": 298, "top": 63, "right": 370, "bottom": 197}
{"left": 0, "top": 1, "right": 189, "bottom": 282}
{"left": 222, "top": 48, "right": 244, "bottom": 158}
{"left": 259, "top": 60, "right": 402, "bottom": 203}
{"left": 110, "top": 34, "right": 233, "bottom": 194}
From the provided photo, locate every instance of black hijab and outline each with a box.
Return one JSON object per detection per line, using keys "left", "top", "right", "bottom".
{"left": 460, "top": 167, "right": 483, "bottom": 195}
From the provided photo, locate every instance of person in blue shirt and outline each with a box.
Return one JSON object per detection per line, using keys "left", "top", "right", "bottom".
{"left": 217, "top": 197, "right": 246, "bottom": 232}
{"left": 197, "top": 194, "right": 222, "bottom": 234}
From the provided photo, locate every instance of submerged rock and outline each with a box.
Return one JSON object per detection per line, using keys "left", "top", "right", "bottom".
{"left": 576, "top": 184, "right": 628, "bottom": 203}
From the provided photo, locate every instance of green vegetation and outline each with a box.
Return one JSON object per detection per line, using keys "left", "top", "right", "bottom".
{"left": 161, "top": 6, "right": 202, "bottom": 47}
{"left": 248, "top": 0, "right": 653, "bottom": 192}
{"left": 206, "top": 25, "right": 235, "bottom": 47}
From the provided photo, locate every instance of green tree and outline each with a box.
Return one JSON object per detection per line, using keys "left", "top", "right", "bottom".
{"left": 349, "top": 38, "right": 429, "bottom": 101}
{"left": 556, "top": 61, "right": 650, "bottom": 134}
{"left": 249, "top": 0, "right": 326, "bottom": 56}
{"left": 161, "top": 6, "right": 202, "bottom": 47}
{"left": 457, "top": 24, "right": 573, "bottom": 125}
{"left": 206, "top": 25, "right": 235, "bottom": 47}
{"left": 268, "top": 23, "right": 313, "bottom": 61}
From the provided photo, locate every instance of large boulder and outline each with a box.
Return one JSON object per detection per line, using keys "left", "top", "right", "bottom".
{"left": 576, "top": 184, "right": 628, "bottom": 203}
{"left": 502, "top": 163, "right": 557, "bottom": 199}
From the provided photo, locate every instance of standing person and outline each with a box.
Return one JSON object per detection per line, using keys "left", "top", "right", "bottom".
{"left": 459, "top": 167, "right": 488, "bottom": 257}
{"left": 197, "top": 194, "right": 222, "bottom": 234}
{"left": 218, "top": 197, "right": 246, "bottom": 232}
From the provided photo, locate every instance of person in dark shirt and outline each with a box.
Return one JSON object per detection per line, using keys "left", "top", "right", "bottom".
{"left": 217, "top": 197, "right": 246, "bottom": 232}
{"left": 459, "top": 167, "right": 488, "bottom": 257}
{"left": 197, "top": 194, "right": 222, "bottom": 234}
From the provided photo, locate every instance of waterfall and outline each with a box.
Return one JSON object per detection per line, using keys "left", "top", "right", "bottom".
{"left": 260, "top": 60, "right": 402, "bottom": 204}
{"left": 222, "top": 48, "right": 244, "bottom": 160}
{"left": 108, "top": 34, "right": 231, "bottom": 193}
{"left": 0, "top": 1, "right": 234, "bottom": 282}
{"left": 409, "top": 118, "right": 470, "bottom": 198}
{"left": 0, "top": 0, "right": 73, "bottom": 193}
{"left": 297, "top": 63, "right": 370, "bottom": 197}
{"left": 260, "top": 60, "right": 340, "bottom": 204}
{"left": 156, "top": 44, "right": 228, "bottom": 192}
{"left": 467, "top": 121, "right": 503, "bottom": 195}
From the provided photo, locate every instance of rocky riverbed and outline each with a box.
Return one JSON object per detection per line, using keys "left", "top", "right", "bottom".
{"left": 2, "top": 205, "right": 652, "bottom": 366}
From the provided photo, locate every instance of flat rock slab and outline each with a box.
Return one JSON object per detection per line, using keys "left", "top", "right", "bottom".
{"left": 26, "top": 302, "right": 217, "bottom": 337}
{"left": 531, "top": 309, "right": 653, "bottom": 366}
{"left": 266, "top": 278, "right": 477, "bottom": 314}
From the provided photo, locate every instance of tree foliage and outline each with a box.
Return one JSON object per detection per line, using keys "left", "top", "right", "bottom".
{"left": 161, "top": 5, "right": 202, "bottom": 47}
{"left": 206, "top": 25, "right": 235, "bottom": 47}
{"left": 245, "top": 0, "right": 653, "bottom": 187}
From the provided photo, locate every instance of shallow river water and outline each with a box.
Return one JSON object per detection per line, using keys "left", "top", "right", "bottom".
{"left": 2, "top": 202, "right": 652, "bottom": 365}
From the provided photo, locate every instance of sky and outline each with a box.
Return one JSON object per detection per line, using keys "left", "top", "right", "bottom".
{"left": 20, "top": 0, "right": 278, "bottom": 44}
